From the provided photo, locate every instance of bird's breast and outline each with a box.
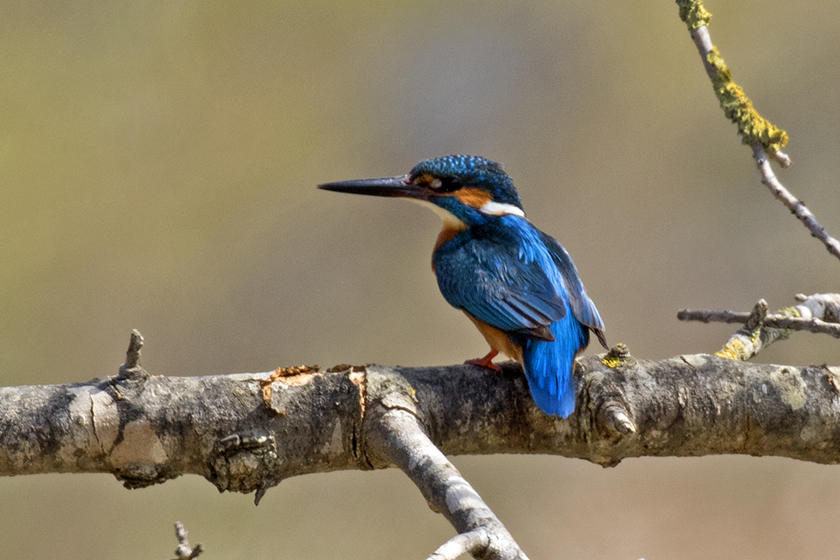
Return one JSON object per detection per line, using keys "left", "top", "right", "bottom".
{"left": 434, "top": 222, "right": 465, "bottom": 251}
{"left": 431, "top": 221, "right": 469, "bottom": 272}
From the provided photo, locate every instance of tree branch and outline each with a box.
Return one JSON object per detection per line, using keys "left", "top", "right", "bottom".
{"left": 2, "top": 331, "right": 840, "bottom": 558}
{"left": 365, "top": 402, "right": 523, "bottom": 559}
{"left": 675, "top": 0, "right": 840, "bottom": 263}
{"left": 751, "top": 142, "right": 840, "bottom": 262}
{"left": 677, "top": 310, "right": 840, "bottom": 338}
{"left": 426, "top": 529, "right": 490, "bottom": 560}
{"left": 679, "top": 293, "right": 840, "bottom": 360}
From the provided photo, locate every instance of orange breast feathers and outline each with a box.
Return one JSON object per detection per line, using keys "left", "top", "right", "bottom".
{"left": 465, "top": 313, "right": 524, "bottom": 363}
{"left": 434, "top": 222, "right": 464, "bottom": 252}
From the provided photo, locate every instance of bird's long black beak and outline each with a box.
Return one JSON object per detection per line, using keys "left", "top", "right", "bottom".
{"left": 317, "top": 174, "right": 428, "bottom": 200}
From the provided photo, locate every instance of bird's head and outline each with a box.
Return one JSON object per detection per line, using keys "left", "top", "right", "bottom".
{"left": 318, "top": 155, "right": 525, "bottom": 227}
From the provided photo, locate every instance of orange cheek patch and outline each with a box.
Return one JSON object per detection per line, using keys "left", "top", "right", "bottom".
{"left": 455, "top": 188, "right": 492, "bottom": 208}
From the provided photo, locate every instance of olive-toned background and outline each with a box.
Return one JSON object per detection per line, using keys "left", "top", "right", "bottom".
{"left": 2, "top": 1, "right": 838, "bottom": 558}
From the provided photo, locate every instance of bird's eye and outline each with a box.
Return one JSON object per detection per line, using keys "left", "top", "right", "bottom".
{"left": 434, "top": 176, "right": 460, "bottom": 193}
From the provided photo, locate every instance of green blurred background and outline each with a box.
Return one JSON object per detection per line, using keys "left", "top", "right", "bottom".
{"left": 2, "top": 1, "right": 839, "bottom": 558}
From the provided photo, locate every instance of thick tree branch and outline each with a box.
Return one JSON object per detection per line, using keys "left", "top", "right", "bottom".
{"left": 3, "top": 351, "right": 840, "bottom": 487}
{"left": 2, "top": 330, "right": 840, "bottom": 558}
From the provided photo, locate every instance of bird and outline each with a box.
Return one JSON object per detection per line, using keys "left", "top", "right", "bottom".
{"left": 318, "top": 155, "right": 606, "bottom": 417}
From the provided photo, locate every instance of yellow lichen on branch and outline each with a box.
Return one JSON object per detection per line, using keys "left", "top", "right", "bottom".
{"left": 676, "top": 0, "right": 712, "bottom": 30}
{"left": 675, "top": 0, "right": 790, "bottom": 154}
{"left": 715, "top": 338, "right": 748, "bottom": 360}
{"left": 706, "top": 47, "right": 789, "bottom": 153}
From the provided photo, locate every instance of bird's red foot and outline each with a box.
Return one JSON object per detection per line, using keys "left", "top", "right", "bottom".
{"left": 465, "top": 349, "right": 502, "bottom": 372}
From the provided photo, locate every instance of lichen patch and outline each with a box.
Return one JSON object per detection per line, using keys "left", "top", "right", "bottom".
{"left": 769, "top": 367, "right": 807, "bottom": 411}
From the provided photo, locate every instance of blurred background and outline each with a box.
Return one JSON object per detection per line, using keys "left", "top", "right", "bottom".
{"left": 1, "top": 0, "right": 839, "bottom": 558}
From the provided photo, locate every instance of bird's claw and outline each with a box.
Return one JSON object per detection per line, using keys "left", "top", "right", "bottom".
{"left": 465, "top": 350, "right": 502, "bottom": 372}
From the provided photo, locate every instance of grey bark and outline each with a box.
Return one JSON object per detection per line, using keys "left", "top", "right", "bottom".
{"left": 2, "top": 347, "right": 840, "bottom": 559}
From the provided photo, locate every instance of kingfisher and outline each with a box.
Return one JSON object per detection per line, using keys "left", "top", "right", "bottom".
{"left": 319, "top": 155, "right": 606, "bottom": 417}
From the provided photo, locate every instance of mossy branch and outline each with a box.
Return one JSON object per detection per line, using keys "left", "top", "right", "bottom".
{"left": 707, "top": 47, "right": 789, "bottom": 153}
{"left": 675, "top": 0, "right": 789, "bottom": 154}
{"left": 676, "top": 0, "right": 712, "bottom": 30}
{"left": 675, "top": 1, "right": 840, "bottom": 261}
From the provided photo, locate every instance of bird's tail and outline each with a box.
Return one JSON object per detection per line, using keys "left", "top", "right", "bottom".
{"left": 520, "top": 316, "right": 589, "bottom": 418}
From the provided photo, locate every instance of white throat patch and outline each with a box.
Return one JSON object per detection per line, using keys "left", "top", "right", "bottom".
{"left": 479, "top": 201, "right": 526, "bottom": 218}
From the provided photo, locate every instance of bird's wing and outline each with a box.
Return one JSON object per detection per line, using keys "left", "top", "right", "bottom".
{"left": 433, "top": 226, "right": 567, "bottom": 341}
{"left": 538, "top": 231, "right": 607, "bottom": 348}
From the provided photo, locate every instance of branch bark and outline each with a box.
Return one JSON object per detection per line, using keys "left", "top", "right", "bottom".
{"left": 2, "top": 340, "right": 840, "bottom": 558}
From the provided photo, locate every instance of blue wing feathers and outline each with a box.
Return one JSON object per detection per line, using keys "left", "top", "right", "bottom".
{"left": 433, "top": 214, "right": 604, "bottom": 417}
{"left": 538, "top": 231, "right": 606, "bottom": 339}
{"left": 433, "top": 217, "right": 568, "bottom": 334}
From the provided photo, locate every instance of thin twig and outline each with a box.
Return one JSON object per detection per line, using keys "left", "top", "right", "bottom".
{"left": 678, "top": 309, "right": 840, "bottom": 338}
{"left": 752, "top": 142, "right": 840, "bottom": 262}
{"left": 679, "top": 293, "right": 840, "bottom": 360}
{"left": 170, "top": 522, "right": 203, "bottom": 560}
{"left": 677, "top": 1, "right": 840, "bottom": 263}
{"left": 426, "top": 529, "right": 490, "bottom": 560}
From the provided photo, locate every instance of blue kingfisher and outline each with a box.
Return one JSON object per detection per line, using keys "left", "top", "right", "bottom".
{"left": 319, "top": 155, "right": 606, "bottom": 417}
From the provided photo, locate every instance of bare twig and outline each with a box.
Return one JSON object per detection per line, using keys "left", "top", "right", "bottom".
{"left": 752, "top": 142, "right": 840, "bottom": 261}
{"left": 365, "top": 397, "right": 525, "bottom": 560}
{"left": 678, "top": 308, "right": 767, "bottom": 325}
{"left": 117, "top": 329, "right": 148, "bottom": 380}
{"left": 678, "top": 310, "right": 840, "bottom": 338}
{"left": 426, "top": 529, "right": 490, "bottom": 560}
{"left": 170, "top": 522, "right": 203, "bottom": 560}
{"left": 678, "top": 293, "right": 840, "bottom": 359}
{"left": 124, "top": 329, "right": 143, "bottom": 369}
{"left": 676, "top": 0, "right": 840, "bottom": 263}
